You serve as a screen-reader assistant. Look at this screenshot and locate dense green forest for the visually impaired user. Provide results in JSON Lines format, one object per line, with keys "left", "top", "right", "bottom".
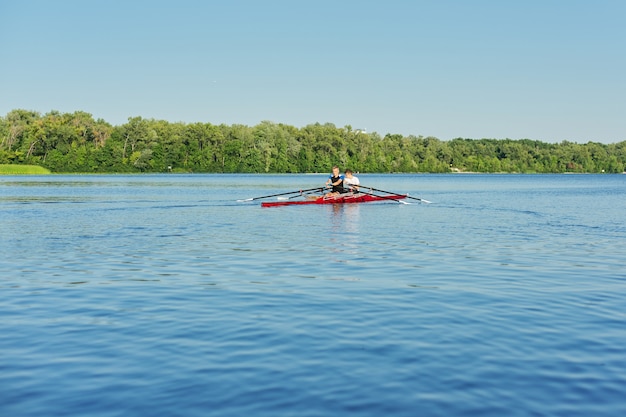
{"left": 1, "top": 109, "right": 625, "bottom": 173}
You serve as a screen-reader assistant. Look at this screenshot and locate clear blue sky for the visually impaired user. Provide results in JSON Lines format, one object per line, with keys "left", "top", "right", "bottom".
{"left": 1, "top": 0, "right": 624, "bottom": 143}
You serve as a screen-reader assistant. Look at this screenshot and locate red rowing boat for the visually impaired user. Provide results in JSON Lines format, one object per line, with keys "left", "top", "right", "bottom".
{"left": 261, "top": 193, "right": 407, "bottom": 207}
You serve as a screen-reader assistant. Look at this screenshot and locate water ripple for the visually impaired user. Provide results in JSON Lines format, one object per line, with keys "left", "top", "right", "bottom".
{"left": 2, "top": 174, "right": 626, "bottom": 417}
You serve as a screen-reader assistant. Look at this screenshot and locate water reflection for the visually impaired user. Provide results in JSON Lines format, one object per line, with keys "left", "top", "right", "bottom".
{"left": 328, "top": 203, "right": 361, "bottom": 258}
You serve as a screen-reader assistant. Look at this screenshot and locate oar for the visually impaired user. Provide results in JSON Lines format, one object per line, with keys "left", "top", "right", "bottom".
{"left": 277, "top": 188, "right": 324, "bottom": 200}
{"left": 286, "top": 188, "right": 324, "bottom": 199}
{"left": 237, "top": 187, "right": 324, "bottom": 202}
{"left": 338, "top": 186, "right": 410, "bottom": 205}
{"left": 360, "top": 185, "right": 432, "bottom": 204}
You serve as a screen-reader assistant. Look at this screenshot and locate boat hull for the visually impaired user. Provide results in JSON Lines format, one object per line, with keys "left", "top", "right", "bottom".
{"left": 261, "top": 193, "right": 407, "bottom": 207}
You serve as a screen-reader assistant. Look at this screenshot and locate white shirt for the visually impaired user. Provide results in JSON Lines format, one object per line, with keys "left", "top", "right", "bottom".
{"left": 344, "top": 176, "right": 360, "bottom": 188}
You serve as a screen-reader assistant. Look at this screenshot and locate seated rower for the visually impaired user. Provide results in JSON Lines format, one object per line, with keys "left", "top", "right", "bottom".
{"left": 325, "top": 166, "right": 345, "bottom": 197}
{"left": 344, "top": 169, "right": 360, "bottom": 193}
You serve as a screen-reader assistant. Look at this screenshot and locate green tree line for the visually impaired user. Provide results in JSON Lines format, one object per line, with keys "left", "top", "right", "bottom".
{"left": 1, "top": 109, "right": 625, "bottom": 173}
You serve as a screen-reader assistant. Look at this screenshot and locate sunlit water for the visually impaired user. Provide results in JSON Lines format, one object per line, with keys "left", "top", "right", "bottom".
{"left": 1, "top": 174, "right": 625, "bottom": 417}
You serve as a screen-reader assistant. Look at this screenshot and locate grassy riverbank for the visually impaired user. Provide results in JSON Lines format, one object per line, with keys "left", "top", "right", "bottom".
{"left": 0, "top": 164, "right": 51, "bottom": 175}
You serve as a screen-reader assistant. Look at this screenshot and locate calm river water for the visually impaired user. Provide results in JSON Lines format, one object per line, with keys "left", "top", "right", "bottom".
{"left": 1, "top": 174, "right": 625, "bottom": 417}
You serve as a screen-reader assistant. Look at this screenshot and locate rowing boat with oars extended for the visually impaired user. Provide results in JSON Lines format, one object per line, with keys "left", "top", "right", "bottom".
{"left": 260, "top": 192, "right": 407, "bottom": 207}
{"left": 237, "top": 185, "right": 431, "bottom": 207}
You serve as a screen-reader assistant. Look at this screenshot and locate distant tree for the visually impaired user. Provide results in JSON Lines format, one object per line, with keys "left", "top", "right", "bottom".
{"left": 1, "top": 109, "right": 625, "bottom": 174}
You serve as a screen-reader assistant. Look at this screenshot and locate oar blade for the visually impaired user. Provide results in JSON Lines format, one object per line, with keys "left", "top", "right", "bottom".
{"left": 407, "top": 195, "right": 432, "bottom": 204}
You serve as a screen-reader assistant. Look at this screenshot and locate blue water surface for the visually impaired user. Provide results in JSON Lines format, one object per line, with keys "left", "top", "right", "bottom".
{"left": 1, "top": 174, "right": 625, "bottom": 417}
